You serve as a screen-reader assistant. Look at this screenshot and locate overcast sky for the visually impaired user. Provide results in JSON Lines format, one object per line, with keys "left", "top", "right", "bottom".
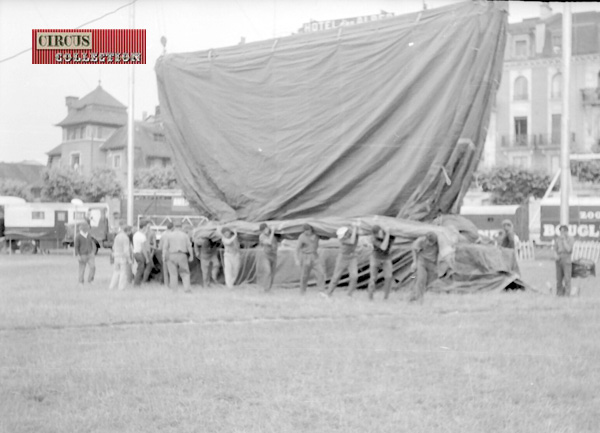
{"left": 1, "top": 1, "right": 599, "bottom": 164}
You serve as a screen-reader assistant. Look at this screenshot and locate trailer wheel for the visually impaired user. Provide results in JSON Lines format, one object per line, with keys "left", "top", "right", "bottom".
{"left": 19, "top": 240, "right": 37, "bottom": 254}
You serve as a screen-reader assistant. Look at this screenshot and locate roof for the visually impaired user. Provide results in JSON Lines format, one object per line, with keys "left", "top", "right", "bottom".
{"left": 56, "top": 85, "right": 127, "bottom": 127}
{"left": 46, "top": 144, "right": 63, "bottom": 157}
{"left": 0, "top": 162, "right": 44, "bottom": 185}
{"left": 74, "top": 85, "right": 125, "bottom": 109}
{"left": 100, "top": 121, "right": 172, "bottom": 159}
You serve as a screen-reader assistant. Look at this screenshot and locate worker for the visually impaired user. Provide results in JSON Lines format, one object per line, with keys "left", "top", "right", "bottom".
{"left": 194, "top": 233, "right": 221, "bottom": 288}
{"left": 295, "top": 224, "right": 325, "bottom": 294}
{"left": 410, "top": 232, "right": 439, "bottom": 303}
{"left": 219, "top": 226, "right": 241, "bottom": 288}
{"left": 367, "top": 225, "right": 395, "bottom": 300}
{"left": 257, "top": 223, "right": 279, "bottom": 291}
{"left": 161, "top": 221, "right": 194, "bottom": 292}
{"left": 326, "top": 222, "right": 359, "bottom": 297}
{"left": 109, "top": 224, "right": 132, "bottom": 290}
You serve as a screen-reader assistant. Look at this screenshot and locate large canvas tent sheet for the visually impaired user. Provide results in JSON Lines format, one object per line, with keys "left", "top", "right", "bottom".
{"left": 155, "top": 1, "right": 507, "bottom": 223}
{"left": 192, "top": 215, "right": 524, "bottom": 293}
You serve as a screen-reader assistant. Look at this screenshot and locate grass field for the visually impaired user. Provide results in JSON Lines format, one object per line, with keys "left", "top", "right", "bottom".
{"left": 1, "top": 253, "right": 600, "bottom": 433}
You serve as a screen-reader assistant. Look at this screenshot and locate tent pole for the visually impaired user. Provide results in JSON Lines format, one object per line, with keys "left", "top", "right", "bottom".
{"left": 560, "top": 3, "right": 572, "bottom": 225}
{"left": 127, "top": 3, "right": 136, "bottom": 226}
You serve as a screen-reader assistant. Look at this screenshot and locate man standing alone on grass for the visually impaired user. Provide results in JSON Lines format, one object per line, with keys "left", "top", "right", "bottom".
{"left": 326, "top": 222, "right": 359, "bottom": 297}
{"left": 161, "top": 222, "right": 194, "bottom": 292}
{"left": 367, "top": 225, "right": 395, "bottom": 300}
{"left": 132, "top": 221, "right": 153, "bottom": 287}
{"left": 74, "top": 222, "right": 96, "bottom": 285}
{"left": 554, "top": 225, "right": 574, "bottom": 297}
{"left": 257, "top": 223, "right": 279, "bottom": 292}
{"left": 109, "top": 224, "right": 132, "bottom": 290}
{"left": 295, "top": 224, "right": 325, "bottom": 294}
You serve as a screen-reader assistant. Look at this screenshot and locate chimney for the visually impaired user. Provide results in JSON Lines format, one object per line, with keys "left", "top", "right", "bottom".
{"left": 540, "top": 2, "right": 552, "bottom": 20}
{"left": 65, "top": 96, "right": 79, "bottom": 113}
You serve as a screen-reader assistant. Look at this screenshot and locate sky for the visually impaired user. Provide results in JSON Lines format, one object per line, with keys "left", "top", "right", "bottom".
{"left": 1, "top": 0, "right": 600, "bottom": 164}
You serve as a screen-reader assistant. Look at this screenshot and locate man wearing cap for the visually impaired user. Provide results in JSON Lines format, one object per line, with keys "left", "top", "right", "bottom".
{"left": 219, "top": 227, "right": 241, "bottom": 288}
{"left": 257, "top": 223, "right": 279, "bottom": 291}
{"left": 554, "top": 224, "right": 574, "bottom": 296}
{"left": 368, "top": 225, "right": 395, "bottom": 300}
{"left": 109, "top": 223, "right": 132, "bottom": 290}
{"left": 295, "top": 224, "right": 325, "bottom": 293}
{"left": 74, "top": 221, "right": 96, "bottom": 284}
{"left": 161, "top": 221, "right": 194, "bottom": 292}
{"left": 194, "top": 232, "right": 221, "bottom": 288}
{"left": 410, "top": 232, "right": 439, "bottom": 302}
{"left": 326, "top": 222, "right": 359, "bottom": 297}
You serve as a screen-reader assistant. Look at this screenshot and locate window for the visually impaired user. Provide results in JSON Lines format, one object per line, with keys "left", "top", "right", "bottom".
{"left": 57, "top": 212, "right": 66, "bottom": 222}
{"left": 514, "top": 76, "right": 528, "bottom": 100}
{"left": 67, "top": 128, "right": 77, "bottom": 140}
{"left": 70, "top": 152, "right": 81, "bottom": 169}
{"left": 153, "top": 133, "right": 165, "bottom": 142}
{"left": 79, "top": 126, "right": 86, "bottom": 139}
{"left": 97, "top": 126, "right": 104, "bottom": 139}
{"left": 551, "top": 73, "right": 562, "bottom": 99}
{"left": 515, "top": 40, "right": 528, "bottom": 57}
{"left": 32, "top": 211, "right": 45, "bottom": 220}
{"left": 514, "top": 117, "right": 528, "bottom": 146}
{"left": 552, "top": 34, "right": 562, "bottom": 54}
{"left": 150, "top": 158, "right": 164, "bottom": 168}
{"left": 113, "top": 154, "right": 122, "bottom": 169}
{"left": 552, "top": 114, "right": 561, "bottom": 144}
{"left": 74, "top": 211, "right": 86, "bottom": 220}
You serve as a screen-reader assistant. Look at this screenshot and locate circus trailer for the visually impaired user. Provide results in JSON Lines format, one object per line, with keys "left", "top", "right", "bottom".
{"left": 540, "top": 196, "right": 600, "bottom": 242}
{"left": 460, "top": 204, "right": 529, "bottom": 241}
{"left": 3, "top": 202, "right": 110, "bottom": 253}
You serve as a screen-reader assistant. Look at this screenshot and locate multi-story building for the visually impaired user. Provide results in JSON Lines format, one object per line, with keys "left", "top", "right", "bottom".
{"left": 46, "top": 84, "right": 171, "bottom": 184}
{"left": 483, "top": 3, "right": 600, "bottom": 174}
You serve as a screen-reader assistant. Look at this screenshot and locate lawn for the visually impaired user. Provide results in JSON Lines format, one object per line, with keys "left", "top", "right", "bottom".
{"left": 1, "top": 253, "right": 600, "bottom": 433}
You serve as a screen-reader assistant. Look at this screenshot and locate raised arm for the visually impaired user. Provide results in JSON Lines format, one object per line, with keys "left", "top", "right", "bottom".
{"left": 380, "top": 227, "right": 391, "bottom": 251}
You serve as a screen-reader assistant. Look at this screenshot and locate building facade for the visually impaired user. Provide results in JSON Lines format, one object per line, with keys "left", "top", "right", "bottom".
{"left": 46, "top": 85, "right": 171, "bottom": 184}
{"left": 482, "top": 4, "right": 600, "bottom": 175}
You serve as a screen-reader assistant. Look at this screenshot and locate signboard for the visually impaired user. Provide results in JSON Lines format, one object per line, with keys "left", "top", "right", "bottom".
{"left": 540, "top": 198, "right": 600, "bottom": 241}
{"left": 298, "top": 11, "right": 395, "bottom": 33}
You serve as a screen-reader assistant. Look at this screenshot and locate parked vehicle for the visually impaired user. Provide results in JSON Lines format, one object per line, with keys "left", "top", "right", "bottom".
{"left": 3, "top": 201, "right": 111, "bottom": 254}
{"left": 460, "top": 204, "right": 529, "bottom": 241}
{"left": 540, "top": 196, "right": 600, "bottom": 242}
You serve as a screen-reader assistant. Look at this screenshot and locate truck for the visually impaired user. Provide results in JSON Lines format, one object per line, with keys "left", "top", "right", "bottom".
{"left": 539, "top": 196, "right": 600, "bottom": 242}
{"left": 460, "top": 204, "right": 529, "bottom": 241}
{"left": 2, "top": 201, "right": 111, "bottom": 254}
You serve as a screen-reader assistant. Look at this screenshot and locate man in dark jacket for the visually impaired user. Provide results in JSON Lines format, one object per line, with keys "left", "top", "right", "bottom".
{"left": 74, "top": 222, "right": 96, "bottom": 284}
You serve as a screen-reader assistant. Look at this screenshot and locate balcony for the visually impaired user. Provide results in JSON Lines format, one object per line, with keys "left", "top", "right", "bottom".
{"left": 500, "top": 134, "right": 561, "bottom": 149}
{"left": 581, "top": 88, "right": 600, "bottom": 106}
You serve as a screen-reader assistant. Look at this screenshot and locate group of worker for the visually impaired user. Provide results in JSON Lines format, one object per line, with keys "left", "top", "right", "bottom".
{"left": 74, "top": 218, "right": 442, "bottom": 301}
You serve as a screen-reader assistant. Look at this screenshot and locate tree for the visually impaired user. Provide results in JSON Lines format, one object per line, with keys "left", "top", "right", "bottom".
{"left": 134, "top": 166, "right": 179, "bottom": 189}
{"left": 475, "top": 166, "right": 551, "bottom": 205}
{"left": 84, "top": 168, "right": 122, "bottom": 202}
{"left": 41, "top": 167, "right": 86, "bottom": 202}
{"left": 41, "top": 167, "right": 122, "bottom": 203}
{"left": 0, "top": 179, "right": 33, "bottom": 201}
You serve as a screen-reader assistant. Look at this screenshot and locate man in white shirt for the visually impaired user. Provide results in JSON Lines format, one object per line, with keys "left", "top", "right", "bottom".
{"left": 132, "top": 220, "right": 152, "bottom": 286}
{"left": 109, "top": 224, "right": 132, "bottom": 290}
